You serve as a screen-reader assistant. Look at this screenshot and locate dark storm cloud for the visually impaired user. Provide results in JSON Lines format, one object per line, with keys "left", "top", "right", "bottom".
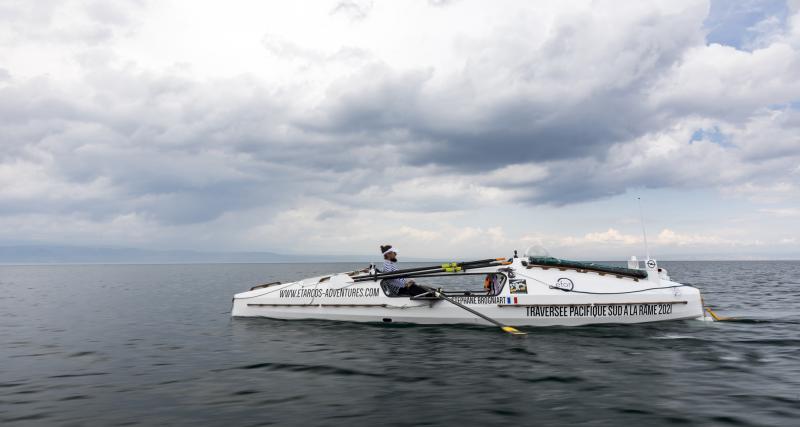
{"left": 297, "top": 6, "right": 705, "bottom": 176}
{"left": 412, "top": 90, "right": 654, "bottom": 168}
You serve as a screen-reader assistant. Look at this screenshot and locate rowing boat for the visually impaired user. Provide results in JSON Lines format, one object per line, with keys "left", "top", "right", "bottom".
{"left": 231, "top": 251, "right": 715, "bottom": 330}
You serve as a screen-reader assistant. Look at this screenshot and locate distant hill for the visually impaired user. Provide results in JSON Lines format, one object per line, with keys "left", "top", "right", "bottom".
{"left": 0, "top": 245, "right": 385, "bottom": 264}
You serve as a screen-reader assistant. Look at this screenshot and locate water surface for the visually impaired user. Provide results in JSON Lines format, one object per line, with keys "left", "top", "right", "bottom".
{"left": 1, "top": 262, "right": 798, "bottom": 426}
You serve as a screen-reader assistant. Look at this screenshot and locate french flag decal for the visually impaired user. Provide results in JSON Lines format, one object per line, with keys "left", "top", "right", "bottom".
{"left": 507, "top": 297, "right": 518, "bottom": 304}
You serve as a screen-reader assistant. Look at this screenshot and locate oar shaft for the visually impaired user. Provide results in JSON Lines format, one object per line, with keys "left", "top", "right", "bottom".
{"left": 420, "top": 286, "right": 505, "bottom": 327}
{"left": 419, "top": 285, "right": 525, "bottom": 335}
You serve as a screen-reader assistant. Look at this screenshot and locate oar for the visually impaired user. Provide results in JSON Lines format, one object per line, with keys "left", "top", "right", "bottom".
{"left": 377, "top": 258, "right": 503, "bottom": 277}
{"left": 360, "top": 260, "right": 505, "bottom": 282}
{"left": 705, "top": 307, "right": 734, "bottom": 321}
{"left": 354, "top": 258, "right": 505, "bottom": 282}
{"left": 418, "top": 285, "right": 526, "bottom": 336}
{"left": 357, "top": 264, "right": 502, "bottom": 284}
{"left": 360, "top": 264, "right": 502, "bottom": 282}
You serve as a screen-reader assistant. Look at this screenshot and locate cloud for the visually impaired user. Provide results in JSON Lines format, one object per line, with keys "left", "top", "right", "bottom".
{"left": 309, "top": 2, "right": 709, "bottom": 172}
{"left": 330, "top": 1, "right": 373, "bottom": 21}
{"left": 655, "top": 228, "right": 730, "bottom": 246}
{"left": 583, "top": 229, "right": 641, "bottom": 245}
{"left": 705, "top": 0, "right": 790, "bottom": 50}
{"left": 0, "top": 0, "right": 799, "bottom": 257}
{"left": 290, "top": 0, "right": 800, "bottom": 206}
{"left": 543, "top": 227, "right": 769, "bottom": 256}
{"left": 0, "top": 0, "right": 146, "bottom": 46}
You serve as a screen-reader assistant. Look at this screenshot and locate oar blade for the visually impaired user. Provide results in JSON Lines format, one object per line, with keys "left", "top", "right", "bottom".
{"left": 501, "top": 326, "right": 527, "bottom": 335}
{"left": 705, "top": 307, "right": 734, "bottom": 321}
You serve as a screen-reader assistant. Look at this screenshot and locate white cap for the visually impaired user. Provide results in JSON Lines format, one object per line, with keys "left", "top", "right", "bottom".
{"left": 382, "top": 246, "right": 398, "bottom": 255}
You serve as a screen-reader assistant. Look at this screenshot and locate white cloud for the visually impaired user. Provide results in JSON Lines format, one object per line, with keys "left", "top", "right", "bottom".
{"left": 656, "top": 228, "right": 727, "bottom": 246}
{"left": 583, "top": 228, "right": 641, "bottom": 245}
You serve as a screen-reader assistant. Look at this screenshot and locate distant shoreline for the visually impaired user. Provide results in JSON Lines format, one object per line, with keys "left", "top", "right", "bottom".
{"left": 1, "top": 245, "right": 797, "bottom": 265}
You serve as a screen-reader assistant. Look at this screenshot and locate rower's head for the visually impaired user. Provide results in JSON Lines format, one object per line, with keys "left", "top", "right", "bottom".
{"left": 381, "top": 244, "right": 398, "bottom": 262}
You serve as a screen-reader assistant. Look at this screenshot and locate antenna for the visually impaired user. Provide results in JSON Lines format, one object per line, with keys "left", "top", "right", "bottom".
{"left": 637, "top": 197, "right": 650, "bottom": 260}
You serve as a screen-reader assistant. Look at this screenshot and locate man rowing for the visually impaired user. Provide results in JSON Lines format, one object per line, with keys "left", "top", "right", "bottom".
{"left": 380, "top": 245, "right": 427, "bottom": 296}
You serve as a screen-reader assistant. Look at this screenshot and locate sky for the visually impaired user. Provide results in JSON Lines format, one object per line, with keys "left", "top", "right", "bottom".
{"left": 1, "top": 0, "right": 799, "bottom": 260}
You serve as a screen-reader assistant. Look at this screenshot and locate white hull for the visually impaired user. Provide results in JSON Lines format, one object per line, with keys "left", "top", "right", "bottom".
{"left": 232, "top": 257, "right": 707, "bottom": 327}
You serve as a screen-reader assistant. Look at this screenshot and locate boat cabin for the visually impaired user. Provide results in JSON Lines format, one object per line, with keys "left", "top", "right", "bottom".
{"left": 380, "top": 272, "right": 511, "bottom": 297}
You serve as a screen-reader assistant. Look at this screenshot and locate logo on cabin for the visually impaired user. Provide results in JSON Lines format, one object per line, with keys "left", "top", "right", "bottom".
{"left": 552, "top": 278, "right": 574, "bottom": 291}
{"left": 647, "top": 259, "right": 657, "bottom": 269}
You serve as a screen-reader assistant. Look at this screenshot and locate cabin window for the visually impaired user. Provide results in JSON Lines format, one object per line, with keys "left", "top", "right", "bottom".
{"left": 484, "top": 274, "right": 506, "bottom": 295}
{"left": 380, "top": 273, "right": 507, "bottom": 297}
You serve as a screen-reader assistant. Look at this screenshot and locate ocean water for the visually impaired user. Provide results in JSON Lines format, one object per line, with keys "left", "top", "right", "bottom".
{"left": 1, "top": 261, "right": 799, "bottom": 426}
